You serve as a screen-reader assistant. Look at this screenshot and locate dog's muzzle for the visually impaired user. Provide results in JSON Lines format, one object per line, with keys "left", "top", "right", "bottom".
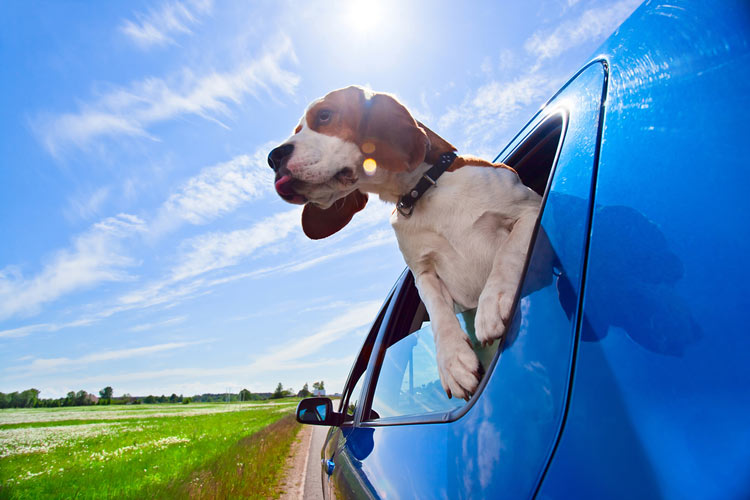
{"left": 269, "top": 144, "right": 307, "bottom": 204}
{"left": 268, "top": 143, "right": 294, "bottom": 172}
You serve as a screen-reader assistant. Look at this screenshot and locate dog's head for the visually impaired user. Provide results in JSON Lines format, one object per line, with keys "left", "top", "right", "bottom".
{"left": 268, "top": 86, "right": 448, "bottom": 239}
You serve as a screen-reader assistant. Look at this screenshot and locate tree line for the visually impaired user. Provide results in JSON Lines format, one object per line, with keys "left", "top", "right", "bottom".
{"left": 0, "top": 381, "right": 326, "bottom": 409}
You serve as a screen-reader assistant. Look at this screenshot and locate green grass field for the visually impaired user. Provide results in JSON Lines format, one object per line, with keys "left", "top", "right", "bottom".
{"left": 0, "top": 400, "right": 302, "bottom": 499}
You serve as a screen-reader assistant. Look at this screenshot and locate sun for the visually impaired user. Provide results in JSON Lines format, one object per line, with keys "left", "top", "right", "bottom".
{"left": 344, "top": 0, "right": 382, "bottom": 34}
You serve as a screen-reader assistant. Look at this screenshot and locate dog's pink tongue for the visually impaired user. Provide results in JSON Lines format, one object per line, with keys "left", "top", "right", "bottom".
{"left": 275, "top": 175, "right": 295, "bottom": 196}
{"left": 275, "top": 175, "right": 306, "bottom": 204}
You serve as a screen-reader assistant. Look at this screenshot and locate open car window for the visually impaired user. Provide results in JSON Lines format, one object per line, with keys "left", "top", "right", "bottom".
{"left": 362, "top": 113, "right": 567, "bottom": 424}
{"left": 338, "top": 290, "right": 394, "bottom": 420}
{"left": 370, "top": 308, "right": 498, "bottom": 419}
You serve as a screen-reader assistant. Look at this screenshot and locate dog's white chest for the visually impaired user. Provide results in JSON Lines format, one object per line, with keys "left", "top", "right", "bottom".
{"left": 390, "top": 167, "right": 539, "bottom": 308}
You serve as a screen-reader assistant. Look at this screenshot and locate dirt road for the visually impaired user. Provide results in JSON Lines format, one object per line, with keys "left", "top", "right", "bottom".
{"left": 279, "top": 424, "right": 328, "bottom": 500}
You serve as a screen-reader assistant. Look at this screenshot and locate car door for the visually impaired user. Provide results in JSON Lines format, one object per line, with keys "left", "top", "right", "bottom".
{"left": 321, "top": 281, "right": 398, "bottom": 499}
{"left": 325, "top": 61, "right": 607, "bottom": 499}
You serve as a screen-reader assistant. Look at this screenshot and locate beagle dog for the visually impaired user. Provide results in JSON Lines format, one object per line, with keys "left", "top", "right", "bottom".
{"left": 268, "top": 86, "right": 541, "bottom": 400}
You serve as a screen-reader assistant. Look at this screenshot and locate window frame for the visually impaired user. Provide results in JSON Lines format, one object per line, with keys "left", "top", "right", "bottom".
{"left": 356, "top": 109, "right": 570, "bottom": 428}
{"left": 336, "top": 277, "right": 398, "bottom": 421}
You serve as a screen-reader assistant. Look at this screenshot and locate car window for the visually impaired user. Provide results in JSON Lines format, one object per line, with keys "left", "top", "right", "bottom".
{"left": 337, "top": 284, "right": 396, "bottom": 419}
{"left": 368, "top": 308, "right": 498, "bottom": 420}
{"left": 361, "top": 113, "right": 566, "bottom": 424}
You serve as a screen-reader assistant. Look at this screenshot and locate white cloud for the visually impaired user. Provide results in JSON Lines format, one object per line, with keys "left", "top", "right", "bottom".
{"left": 157, "top": 148, "right": 274, "bottom": 227}
{"left": 3, "top": 298, "right": 379, "bottom": 396}
{"left": 0, "top": 318, "right": 96, "bottom": 339}
{"left": 471, "top": 75, "right": 552, "bottom": 121}
{"left": 120, "top": 0, "right": 213, "bottom": 50}
{"left": 0, "top": 200, "right": 393, "bottom": 338}
{"left": 253, "top": 300, "right": 382, "bottom": 367}
{"left": 435, "top": 0, "right": 640, "bottom": 157}
{"left": 65, "top": 186, "right": 111, "bottom": 222}
{"left": 438, "top": 73, "right": 561, "bottom": 157}
{"left": 128, "top": 315, "right": 187, "bottom": 333}
{"left": 0, "top": 214, "right": 146, "bottom": 321}
{"left": 12, "top": 340, "right": 209, "bottom": 375}
{"left": 169, "top": 208, "right": 301, "bottom": 282}
{"left": 36, "top": 36, "right": 299, "bottom": 155}
{"left": 525, "top": 0, "right": 641, "bottom": 63}
{"left": 110, "top": 207, "right": 302, "bottom": 312}
{"left": 26, "top": 355, "right": 355, "bottom": 398}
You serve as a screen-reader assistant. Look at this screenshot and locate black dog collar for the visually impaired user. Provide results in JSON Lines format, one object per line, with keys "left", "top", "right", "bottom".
{"left": 396, "top": 152, "right": 457, "bottom": 217}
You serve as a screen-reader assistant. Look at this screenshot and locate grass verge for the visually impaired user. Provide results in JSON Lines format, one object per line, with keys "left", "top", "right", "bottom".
{"left": 160, "top": 414, "right": 301, "bottom": 499}
{"left": 0, "top": 402, "right": 301, "bottom": 499}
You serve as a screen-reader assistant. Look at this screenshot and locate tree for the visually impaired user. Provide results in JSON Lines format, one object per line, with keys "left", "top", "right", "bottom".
{"left": 99, "top": 386, "right": 113, "bottom": 405}
{"left": 272, "top": 383, "right": 285, "bottom": 399}
{"left": 20, "top": 389, "right": 40, "bottom": 408}
{"left": 74, "top": 390, "right": 89, "bottom": 406}
{"left": 298, "top": 383, "right": 311, "bottom": 398}
{"left": 169, "top": 393, "right": 178, "bottom": 403}
{"left": 313, "top": 381, "right": 325, "bottom": 392}
{"left": 239, "top": 388, "right": 252, "bottom": 402}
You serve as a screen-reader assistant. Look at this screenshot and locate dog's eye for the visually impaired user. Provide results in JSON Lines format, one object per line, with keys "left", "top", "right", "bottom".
{"left": 318, "top": 110, "right": 332, "bottom": 124}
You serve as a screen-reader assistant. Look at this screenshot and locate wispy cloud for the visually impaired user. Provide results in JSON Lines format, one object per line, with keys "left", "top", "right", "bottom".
{"left": 156, "top": 148, "right": 274, "bottom": 229}
{"left": 0, "top": 319, "right": 95, "bottom": 339}
{"left": 36, "top": 36, "right": 299, "bottom": 155}
{"left": 128, "top": 315, "right": 187, "bottom": 333}
{"left": 169, "top": 208, "right": 301, "bottom": 282}
{"left": 0, "top": 199, "right": 394, "bottom": 338}
{"left": 31, "top": 355, "right": 355, "bottom": 398}
{"left": 437, "top": 0, "right": 640, "bottom": 156}
{"left": 11, "top": 340, "right": 210, "bottom": 375}
{"left": 252, "top": 300, "right": 382, "bottom": 367}
{"left": 64, "top": 186, "right": 111, "bottom": 222}
{"left": 438, "top": 74, "right": 561, "bottom": 157}
{"left": 525, "top": 0, "right": 641, "bottom": 63}
{"left": 0, "top": 214, "right": 146, "bottom": 321}
{"left": 110, "top": 208, "right": 303, "bottom": 313}
{"left": 4, "top": 296, "right": 378, "bottom": 396}
{"left": 120, "top": 0, "right": 213, "bottom": 50}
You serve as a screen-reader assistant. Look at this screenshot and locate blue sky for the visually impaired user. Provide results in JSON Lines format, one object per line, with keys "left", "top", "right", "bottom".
{"left": 0, "top": 0, "right": 640, "bottom": 398}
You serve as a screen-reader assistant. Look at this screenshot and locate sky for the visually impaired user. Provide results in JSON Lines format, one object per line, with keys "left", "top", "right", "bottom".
{"left": 0, "top": 0, "right": 641, "bottom": 399}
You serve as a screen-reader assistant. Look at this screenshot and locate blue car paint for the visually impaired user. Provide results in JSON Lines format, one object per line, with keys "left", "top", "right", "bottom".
{"left": 319, "top": 1, "right": 750, "bottom": 498}
{"left": 538, "top": 1, "right": 750, "bottom": 499}
{"left": 329, "top": 61, "right": 604, "bottom": 500}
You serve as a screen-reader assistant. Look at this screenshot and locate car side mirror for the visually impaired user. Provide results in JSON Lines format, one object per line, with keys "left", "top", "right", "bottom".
{"left": 296, "top": 397, "right": 344, "bottom": 426}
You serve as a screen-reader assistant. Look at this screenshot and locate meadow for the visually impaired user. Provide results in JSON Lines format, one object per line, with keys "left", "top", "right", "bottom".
{"left": 0, "top": 400, "right": 302, "bottom": 499}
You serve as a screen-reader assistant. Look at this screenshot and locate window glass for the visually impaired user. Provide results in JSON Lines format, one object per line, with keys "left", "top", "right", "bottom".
{"left": 345, "top": 373, "right": 366, "bottom": 420}
{"left": 369, "top": 309, "right": 498, "bottom": 420}
{"left": 337, "top": 293, "right": 393, "bottom": 417}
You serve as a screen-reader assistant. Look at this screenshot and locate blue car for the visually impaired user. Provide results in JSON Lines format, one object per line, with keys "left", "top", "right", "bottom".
{"left": 295, "top": 1, "right": 750, "bottom": 498}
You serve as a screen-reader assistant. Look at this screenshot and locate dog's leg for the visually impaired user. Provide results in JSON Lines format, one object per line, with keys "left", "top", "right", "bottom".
{"left": 475, "top": 209, "right": 539, "bottom": 346}
{"left": 414, "top": 270, "right": 481, "bottom": 400}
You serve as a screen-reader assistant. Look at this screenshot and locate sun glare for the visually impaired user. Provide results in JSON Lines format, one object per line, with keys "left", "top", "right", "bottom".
{"left": 345, "top": 0, "right": 382, "bottom": 33}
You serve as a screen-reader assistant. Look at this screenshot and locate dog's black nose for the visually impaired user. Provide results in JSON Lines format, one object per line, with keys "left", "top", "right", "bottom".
{"left": 268, "top": 144, "right": 295, "bottom": 172}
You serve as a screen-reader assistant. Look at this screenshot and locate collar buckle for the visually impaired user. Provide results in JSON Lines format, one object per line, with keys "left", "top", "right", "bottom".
{"left": 396, "top": 152, "right": 456, "bottom": 218}
{"left": 396, "top": 199, "right": 414, "bottom": 217}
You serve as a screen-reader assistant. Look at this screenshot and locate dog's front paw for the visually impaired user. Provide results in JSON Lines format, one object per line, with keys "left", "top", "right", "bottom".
{"left": 436, "top": 330, "right": 481, "bottom": 400}
{"left": 475, "top": 286, "right": 515, "bottom": 346}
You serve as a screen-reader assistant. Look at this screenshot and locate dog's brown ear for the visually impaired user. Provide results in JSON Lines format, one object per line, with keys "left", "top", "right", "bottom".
{"left": 360, "top": 93, "right": 428, "bottom": 172}
{"left": 301, "top": 190, "right": 369, "bottom": 240}
{"left": 417, "top": 121, "right": 457, "bottom": 164}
